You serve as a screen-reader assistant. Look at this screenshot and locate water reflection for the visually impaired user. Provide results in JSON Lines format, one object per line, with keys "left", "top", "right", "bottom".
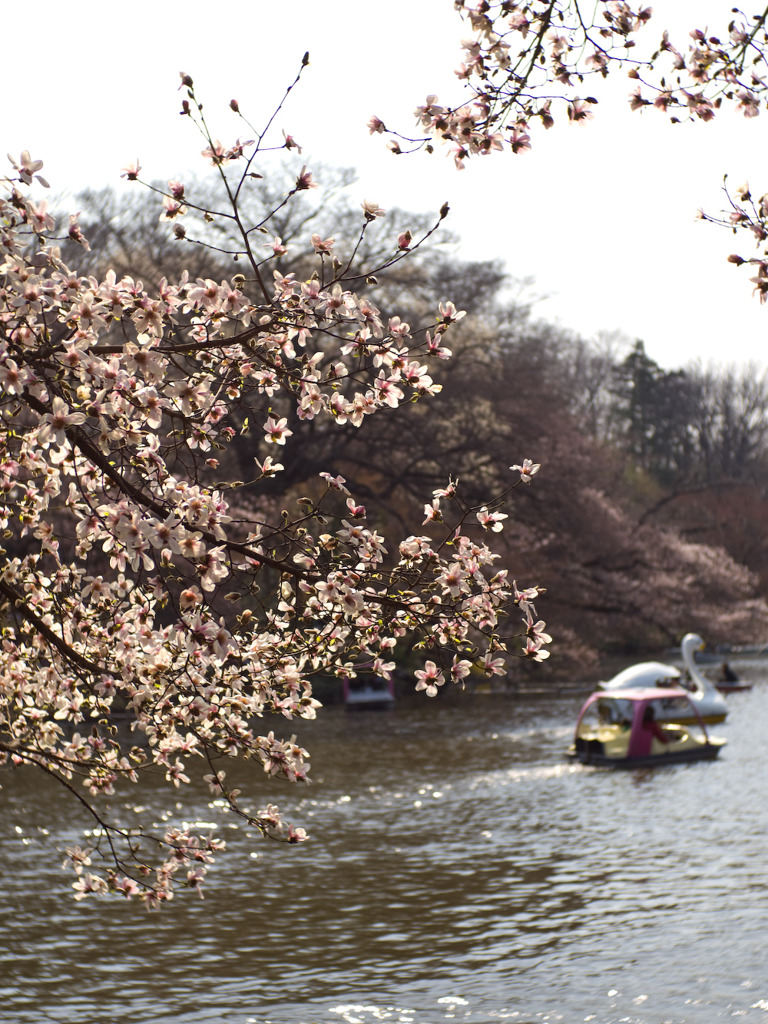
{"left": 2, "top": 669, "right": 768, "bottom": 1024}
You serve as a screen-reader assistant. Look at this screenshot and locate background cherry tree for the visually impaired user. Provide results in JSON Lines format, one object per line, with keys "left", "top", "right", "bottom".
{"left": 0, "top": 69, "right": 550, "bottom": 905}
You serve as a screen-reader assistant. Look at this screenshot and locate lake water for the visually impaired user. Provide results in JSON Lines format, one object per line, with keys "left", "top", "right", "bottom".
{"left": 2, "top": 660, "right": 768, "bottom": 1024}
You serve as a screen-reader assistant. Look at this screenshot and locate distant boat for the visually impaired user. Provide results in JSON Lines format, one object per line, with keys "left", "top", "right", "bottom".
{"left": 343, "top": 676, "right": 395, "bottom": 710}
{"left": 713, "top": 660, "right": 753, "bottom": 694}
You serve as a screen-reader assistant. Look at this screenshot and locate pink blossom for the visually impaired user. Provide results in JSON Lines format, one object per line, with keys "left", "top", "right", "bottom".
{"left": 414, "top": 660, "right": 445, "bottom": 697}
{"left": 319, "top": 472, "right": 350, "bottom": 493}
{"left": 199, "top": 547, "right": 229, "bottom": 592}
{"left": 523, "top": 637, "right": 551, "bottom": 661}
{"left": 629, "top": 87, "right": 648, "bottom": 111}
{"left": 438, "top": 301, "right": 466, "bottom": 324}
{"left": 450, "top": 658, "right": 472, "bottom": 683}
{"left": 160, "top": 195, "right": 187, "bottom": 220}
{"left": 361, "top": 199, "right": 385, "bottom": 220}
{"left": 440, "top": 562, "right": 470, "bottom": 597}
{"left": 483, "top": 653, "right": 507, "bottom": 676}
{"left": 37, "top": 397, "right": 86, "bottom": 447}
{"left": 255, "top": 455, "right": 284, "bottom": 477}
{"left": 225, "top": 137, "right": 254, "bottom": 161}
{"left": 528, "top": 620, "right": 552, "bottom": 645}
{"left": 510, "top": 459, "right": 541, "bottom": 483}
{"left": 476, "top": 506, "right": 508, "bottom": 531}
{"left": 8, "top": 149, "right": 47, "bottom": 186}
{"left": 0, "top": 358, "right": 26, "bottom": 395}
{"left": 282, "top": 131, "right": 302, "bottom": 152}
{"left": 72, "top": 873, "right": 109, "bottom": 900}
{"left": 201, "top": 140, "right": 229, "bottom": 165}
{"left": 263, "top": 415, "right": 293, "bottom": 445}
{"left": 346, "top": 498, "right": 366, "bottom": 518}
{"left": 426, "top": 331, "right": 452, "bottom": 359}
{"left": 311, "top": 234, "right": 334, "bottom": 254}
{"left": 179, "top": 586, "right": 203, "bottom": 610}
{"left": 423, "top": 498, "right": 442, "bottom": 524}
{"left": 514, "top": 580, "right": 542, "bottom": 614}
{"left": 26, "top": 199, "right": 55, "bottom": 233}
{"left": 121, "top": 160, "right": 141, "bottom": 181}
{"left": 295, "top": 166, "right": 317, "bottom": 190}
{"left": 736, "top": 90, "right": 760, "bottom": 118}
{"left": 509, "top": 126, "right": 531, "bottom": 153}
{"left": 266, "top": 235, "right": 289, "bottom": 257}
{"left": 68, "top": 214, "right": 90, "bottom": 250}
{"left": 568, "top": 99, "right": 595, "bottom": 123}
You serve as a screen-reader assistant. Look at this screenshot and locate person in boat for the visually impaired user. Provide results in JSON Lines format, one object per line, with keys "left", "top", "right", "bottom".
{"left": 676, "top": 669, "right": 696, "bottom": 692}
{"left": 717, "top": 660, "right": 738, "bottom": 684}
{"left": 642, "top": 705, "right": 675, "bottom": 744}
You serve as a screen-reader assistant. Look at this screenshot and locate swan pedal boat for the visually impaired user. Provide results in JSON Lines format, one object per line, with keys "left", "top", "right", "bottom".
{"left": 598, "top": 633, "right": 729, "bottom": 724}
{"left": 568, "top": 688, "right": 726, "bottom": 768}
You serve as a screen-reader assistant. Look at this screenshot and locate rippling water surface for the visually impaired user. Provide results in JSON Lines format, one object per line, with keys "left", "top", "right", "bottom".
{"left": 2, "top": 662, "right": 768, "bottom": 1024}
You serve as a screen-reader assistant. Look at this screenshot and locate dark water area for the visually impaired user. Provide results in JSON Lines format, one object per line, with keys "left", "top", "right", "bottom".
{"left": 2, "top": 659, "right": 768, "bottom": 1024}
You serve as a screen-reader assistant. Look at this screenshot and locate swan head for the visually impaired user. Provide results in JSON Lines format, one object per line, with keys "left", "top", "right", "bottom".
{"left": 682, "top": 632, "right": 705, "bottom": 653}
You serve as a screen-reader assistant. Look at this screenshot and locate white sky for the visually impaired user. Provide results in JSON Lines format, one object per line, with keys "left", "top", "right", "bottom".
{"left": 4, "top": 0, "right": 767, "bottom": 371}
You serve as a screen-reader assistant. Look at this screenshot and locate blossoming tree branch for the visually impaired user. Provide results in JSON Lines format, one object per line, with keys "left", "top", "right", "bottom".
{"left": 376, "top": 1, "right": 768, "bottom": 162}
{"left": 0, "top": 69, "right": 548, "bottom": 904}
{"left": 373, "top": 1, "right": 768, "bottom": 297}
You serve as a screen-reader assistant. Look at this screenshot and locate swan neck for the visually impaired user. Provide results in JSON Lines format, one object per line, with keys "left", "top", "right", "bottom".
{"left": 682, "top": 640, "right": 714, "bottom": 694}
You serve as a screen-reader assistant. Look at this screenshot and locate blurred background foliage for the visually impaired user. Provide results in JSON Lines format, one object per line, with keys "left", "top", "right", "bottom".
{"left": 66, "top": 166, "right": 768, "bottom": 680}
